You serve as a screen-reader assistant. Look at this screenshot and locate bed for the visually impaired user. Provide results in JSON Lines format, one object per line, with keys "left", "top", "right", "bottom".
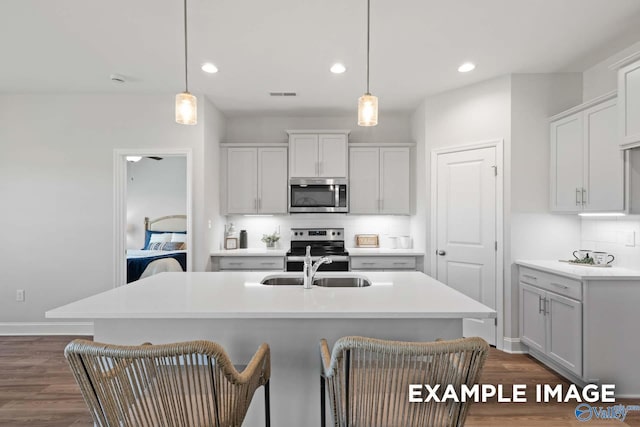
{"left": 126, "top": 215, "right": 187, "bottom": 283}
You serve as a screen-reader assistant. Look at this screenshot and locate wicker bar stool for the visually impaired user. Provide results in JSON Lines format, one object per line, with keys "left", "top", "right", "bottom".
{"left": 319, "top": 336, "right": 489, "bottom": 427}
{"left": 65, "top": 339, "right": 270, "bottom": 427}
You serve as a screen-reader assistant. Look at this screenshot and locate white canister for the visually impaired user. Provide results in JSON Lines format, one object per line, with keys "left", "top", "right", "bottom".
{"left": 398, "top": 236, "right": 411, "bottom": 249}
{"left": 387, "top": 236, "right": 398, "bottom": 249}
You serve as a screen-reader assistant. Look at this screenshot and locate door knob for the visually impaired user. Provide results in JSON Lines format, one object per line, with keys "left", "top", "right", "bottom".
{"left": 437, "top": 250, "right": 446, "bottom": 256}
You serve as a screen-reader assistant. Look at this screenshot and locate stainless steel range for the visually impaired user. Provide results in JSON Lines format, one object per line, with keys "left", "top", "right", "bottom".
{"left": 285, "top": 228, "right": 349, "bottom": 272}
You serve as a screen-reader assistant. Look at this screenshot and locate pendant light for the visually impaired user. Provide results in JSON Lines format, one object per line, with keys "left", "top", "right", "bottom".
{"left": 175, "top": 0, "right": 197, "bottom": 125}
{"left": 358, "top": 0, "right": 378, "bottom": 126}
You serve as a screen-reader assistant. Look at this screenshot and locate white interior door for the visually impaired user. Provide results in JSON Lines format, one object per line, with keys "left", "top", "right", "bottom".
{"left": 435, "top": 146, "right": 497, "bottom": 345}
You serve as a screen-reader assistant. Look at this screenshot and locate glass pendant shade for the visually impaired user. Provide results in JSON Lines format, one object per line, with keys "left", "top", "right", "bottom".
{"left": 358, "top": 93, "right": 378, "bottom": 126}
{"left": 175, "top": 92, "right": 197, "bottom": 125}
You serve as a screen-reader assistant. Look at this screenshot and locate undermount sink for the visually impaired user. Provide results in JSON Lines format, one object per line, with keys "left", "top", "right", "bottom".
{"left": 260, "top": 276, "right": 304, "bottom": 286}
{"left": 313, "top": 277, "right": 371, "bottom": 288}
{"left": 260, "top": 275, "right": 371, "bottom": 288}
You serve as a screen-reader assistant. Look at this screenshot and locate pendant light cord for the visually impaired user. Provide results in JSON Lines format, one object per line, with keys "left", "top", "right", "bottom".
{"left": 366, "top": 0, "right": 370, "bottom": 94}
{"left": 184, "top": 0, "right": 189, "bottom": 93}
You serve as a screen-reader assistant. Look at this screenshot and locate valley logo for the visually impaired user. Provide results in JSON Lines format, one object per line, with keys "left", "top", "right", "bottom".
{"left": 575, "top": 403, "right": 640, "bottom": 422}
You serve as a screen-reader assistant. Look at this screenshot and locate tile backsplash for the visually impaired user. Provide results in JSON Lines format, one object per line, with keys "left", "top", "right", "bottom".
{"left": 222, "top": 215, "right": 414, "bottom": 251}
{"left": 581, "top": 216, "right": 640, "bottom": 269}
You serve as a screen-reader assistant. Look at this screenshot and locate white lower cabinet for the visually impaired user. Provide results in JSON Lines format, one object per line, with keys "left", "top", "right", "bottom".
{"left": 519, "top": 262, "right": 640, "bottom": 395}
{"left": 214, "top": 256, "right": 284, "bottom": 271}
{"left": 351, "top": 256, "right": 417, "bottom": 271}
{"left": 520, "top": 270, "right": 582, "bottom": 376}
{"left": 520, "top": 268, "right": 582, "bottom": 376}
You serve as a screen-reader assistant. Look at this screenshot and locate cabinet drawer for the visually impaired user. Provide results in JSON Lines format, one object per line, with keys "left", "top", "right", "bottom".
{"left": 219, "top": 257, "right": 284, "bottom": 270}
{"left": 351, "top": 256, "right": 416, "bottom": 270}
{"left": 519, "top": 267, "right": 582, "bottom": 300}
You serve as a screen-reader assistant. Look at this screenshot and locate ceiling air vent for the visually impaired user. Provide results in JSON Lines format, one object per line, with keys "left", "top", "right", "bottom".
{"left": 269, "top": 92, "right": 297, "bottom": 97}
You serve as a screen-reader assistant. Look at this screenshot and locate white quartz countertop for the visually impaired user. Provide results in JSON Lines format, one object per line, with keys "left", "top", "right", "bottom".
{"left": 210, "top": 249, "right": 286, "bottom": 256}
{"left": 46, "top": 271, "right": 495, "bottom": 320}
{"left": 515, "top": 260, "right": 640, "bottom": 280}
{"left": 347, "top": 248, "right": 425, "bottom": 256}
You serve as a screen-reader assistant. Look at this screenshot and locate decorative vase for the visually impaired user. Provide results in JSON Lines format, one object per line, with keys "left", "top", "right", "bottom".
{"left": 266, "top": 241, "right": 275, "bottom": 248}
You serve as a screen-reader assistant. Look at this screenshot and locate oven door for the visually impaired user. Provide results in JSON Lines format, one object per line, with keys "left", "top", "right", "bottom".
{"left": 286, "top": 256, "right": 350, "bottom": 272}
{"left": 289, "top": 179, "right": 348, "bottom": 213}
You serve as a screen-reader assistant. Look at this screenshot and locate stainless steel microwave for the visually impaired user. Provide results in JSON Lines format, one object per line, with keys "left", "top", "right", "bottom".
{"left": 289, "top": 178, "right": 348, "bottom": 213}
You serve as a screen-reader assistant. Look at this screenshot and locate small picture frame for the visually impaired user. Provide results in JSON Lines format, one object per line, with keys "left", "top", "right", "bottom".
{"left": 356, "top": 234, "right": 379, "bottom": 248}
{"left": 224, "top": 237, "right": 238, "bottom": 250}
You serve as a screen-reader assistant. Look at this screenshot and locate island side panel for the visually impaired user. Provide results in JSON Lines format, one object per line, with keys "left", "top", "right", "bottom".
{"left": 94, "top": 318, "right": 462, "bottom": 427}
{"left": 583, "top": 280, "right": 640, "bottom": 398}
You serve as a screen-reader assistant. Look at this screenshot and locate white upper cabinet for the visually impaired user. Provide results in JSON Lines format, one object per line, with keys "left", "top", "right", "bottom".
{"left": 550, "top": 113, "right": 583, "bottom": 213}
{"left": 287, "top": 131, "right": 349, "bottom": 178}
{"left": 550, "top": 95, "right": 623, "bottom": 213}
{"left": 583, "top": 99, "right": 624, "bottom": 212}
{"left": 350, "top": 146, "right": 411, "bottom": 215}
{"left": 223, "top": 146, "right": 288, "bottom": 215}
{"left": 349, "top": 147, "right": 380, "bottom": 214}
{"left": 618, "top": 58, "right": 640, "bottom": 149}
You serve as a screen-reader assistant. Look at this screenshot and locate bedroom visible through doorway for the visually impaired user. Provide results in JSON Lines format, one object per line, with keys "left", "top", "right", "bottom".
{"left": 114, "top": 149, "right": 193, "bottom": 287}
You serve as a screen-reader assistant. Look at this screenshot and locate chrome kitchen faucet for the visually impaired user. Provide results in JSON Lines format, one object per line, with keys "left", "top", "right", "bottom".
{"left": 303, "top": 245, "right": 332, "bottom": 289}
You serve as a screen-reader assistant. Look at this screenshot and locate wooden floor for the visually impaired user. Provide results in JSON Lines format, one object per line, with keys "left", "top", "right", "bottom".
{"left": 0, "top": 336, "right": 638, "bottom": 426}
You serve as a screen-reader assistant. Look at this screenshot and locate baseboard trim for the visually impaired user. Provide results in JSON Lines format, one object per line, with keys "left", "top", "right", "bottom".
{"left": 0, "top": 322, "right": 94, "bottom": 336}
{"left": 502, "top": 337, "right": 528, "bottom": 354}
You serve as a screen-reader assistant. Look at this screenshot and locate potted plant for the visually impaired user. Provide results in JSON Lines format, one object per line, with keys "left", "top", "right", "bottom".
{"left": 261, "top": 231, "right": 280, "bottom": 249}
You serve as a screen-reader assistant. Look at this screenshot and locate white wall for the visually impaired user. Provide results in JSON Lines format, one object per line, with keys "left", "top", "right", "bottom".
{"left": 583, "top": 40, "right": 640, "bottom": 100}
{"left": 224, "top": 112, "right": 412, "bottom": 143}
{"left": 509, "top": 74, "right": 583, "bottom": 337}
{"left": 203, "top": 97, "right": 227, "bottom": 270}
{"left": 0, "top": 94, "right": 224, "bottom": 326}
{"left": 126, "top": 157, "right": 187, "bottom": 249}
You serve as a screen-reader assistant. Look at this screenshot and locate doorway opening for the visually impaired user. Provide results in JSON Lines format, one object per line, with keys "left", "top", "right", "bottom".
{"left": 113, "top": 149, "right": 193, "bottom": 287}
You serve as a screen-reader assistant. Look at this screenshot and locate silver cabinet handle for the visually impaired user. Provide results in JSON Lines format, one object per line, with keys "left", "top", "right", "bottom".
{"left": 393, "top": 262, "right": 408, "bottom": 265}
{"left": 229, "top": 262, "right": 243, "bottom": 266}
{"left": 522, "top": 274, "right": 537, "bottom": 281}
{"left": 551, "top": 282, "right": 569, "bottom": 290}
{"left": 254, "top": 198, "right": 257, "bottom": 209}
{"left": 544, "top": 298, "right": 549, "bottom": 316}
{"left": 538, "top": 296, "right": 544, "bottom": 314}
{"left": 582, "top": 188, "right": 587, "bottom": 206}
{"left": 576, "top": 188, "right": 581, "bottom": 206}
{"left": 361, "top": 262, "right": 375, "bottom": 265}
{"left": 437, "top": 250, "right": 446, "bottom": 256}
{"left": 260, "top": 262, "right": 276, "bottom": 265}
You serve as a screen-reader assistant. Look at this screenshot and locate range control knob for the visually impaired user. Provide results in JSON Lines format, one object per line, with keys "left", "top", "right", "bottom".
{"left": 337, "top": 232, "right": 341, "bottom": 236}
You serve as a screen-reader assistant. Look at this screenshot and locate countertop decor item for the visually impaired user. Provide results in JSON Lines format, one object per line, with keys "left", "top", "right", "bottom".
{"left": 239, "top": 230, "right": 247, "bottom": 249}
{"left": 261, "top": 231, "right": 280, "bottom": 248}
{"left": 355, "top": 234, "right": 379, "bottom": 248}
{"left": 224, "top": 237, "right": 238, "bottom": 250}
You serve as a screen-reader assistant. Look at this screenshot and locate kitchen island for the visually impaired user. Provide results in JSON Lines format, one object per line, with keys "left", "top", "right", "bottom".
{"left": 47, "top": 271, "right": 495, "bottom": 426}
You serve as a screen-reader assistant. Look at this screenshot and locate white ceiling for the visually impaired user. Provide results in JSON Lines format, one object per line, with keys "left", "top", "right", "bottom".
{"left": 2, "top": 0, "right": 640, "bottom": 115}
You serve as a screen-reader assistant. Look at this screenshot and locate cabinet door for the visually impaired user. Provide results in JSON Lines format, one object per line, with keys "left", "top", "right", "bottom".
{"left": 520, "top": 283, "right": 546, "bottom": 353}
{"left": 258, "top": 147, "right": 288, "bottom": 214}
{"left": 550, "top": 113, "right": 584, "bottom": 212}
{"left": 546, "top": 292, "right": 582, "bottom": 376}
{"left": 619, "top": 60, "right": 640, "bottom": 148}
{"left": 318, "top": 134, "right": 348, "bottom": 178}
{"left": 289, "top": 134, "right": 319, "bottom": 177}
{"left": 349, "top": 147, "right": 380, "bottom": 214}
{"left": 584, "top": 99, "right": 624, "bottom": 212}
{"left": 226, "top": 148, "right": 257, "bottom": 214}
{"left": 380, "top": 147, "right": 410, "bottom": 214}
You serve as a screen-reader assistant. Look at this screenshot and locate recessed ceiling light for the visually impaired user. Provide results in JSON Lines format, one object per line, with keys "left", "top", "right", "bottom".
{"left": 201, "top": 63, "right": 219, "bottom": 74}
{"left": 330, "top": 63, "right": 346, "bottom": 74}
{"left": 458, "top": 62, "right": 476, "bottom": 73}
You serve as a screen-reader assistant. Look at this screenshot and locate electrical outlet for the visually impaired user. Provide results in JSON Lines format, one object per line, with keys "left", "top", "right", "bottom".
{"left": 16, "top": 289, "right": 25, "bottom": 302}
{"left": 625, "top": 231, "right": 636, "bottom": 247}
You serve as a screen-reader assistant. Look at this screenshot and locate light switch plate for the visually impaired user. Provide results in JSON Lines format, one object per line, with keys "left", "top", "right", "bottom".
{"left": 625, "top": 231, "right": 636, "bottom": 247}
